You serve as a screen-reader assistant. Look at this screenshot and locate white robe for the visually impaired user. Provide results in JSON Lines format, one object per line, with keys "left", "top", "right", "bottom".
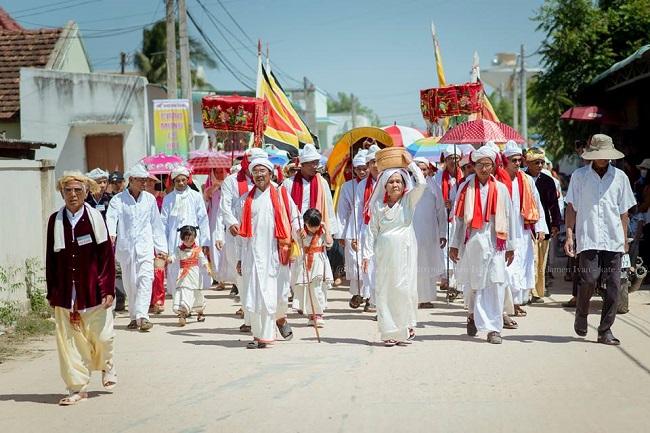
{"left": 206, "top": 187, "right": 223, "bottom": 279}
{"left": 413, "top": 178, "right": 447, "bottom": 303}
{"left": 451, "top": 177, "right": 515, "bottom": 334}
{"left": 236, "top": 186, "right": 298, "bottom": 342}
{"left": 106, "top": 190, "right": 166, "bottom": 321}
{"left": 161, "top": 187, "right": 211, "bottom": 294}
{"left": 506, "top": 173, "right": 548, "bottom": 305}
{"left": 282, "top": 175, "right": 341, "bottom": 237}
{"left": 433, "top": 170, "right": 462, "bottom": 283}
{"left": 363, "top": 165, "right": 426, "bottom": 342}
{"left": 356, "top": 176, "right": 377, "bottom": 301}
{"left": 336, "top": 178, "right": 365, "bottom": 296}
{"left": 291, "top": 232, "right": 334, "bottom": 316}
{"left": 168, "top": 246, "right": 209, "bottom": 314}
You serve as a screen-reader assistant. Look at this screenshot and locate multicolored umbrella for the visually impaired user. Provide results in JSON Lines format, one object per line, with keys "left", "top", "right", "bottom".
{"left": 407, "top": 138, "right": 475, "bottom": 162}
{"left": 141, "top": 153, "right": 186, "bottom": 174}
{"left": 381, "top": 124, "right": 427, "bottom": 147}
{"left": 439, "top": 119, "right": 525, "bottom": 144}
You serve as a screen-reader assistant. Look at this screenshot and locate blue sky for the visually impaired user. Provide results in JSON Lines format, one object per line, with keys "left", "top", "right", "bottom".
{"left": 6, "top": 0, "right": 547, "bottom": 128}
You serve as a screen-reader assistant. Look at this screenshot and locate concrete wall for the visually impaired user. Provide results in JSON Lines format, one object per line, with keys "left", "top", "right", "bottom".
{"left": 58, "top": 36, "right": 92, "bottom": 73}
{"left": 20, "top": 68, "right": 149, "bottom": 208}
{"left": 0, "top": 160, "right": 56, "bottom": 305}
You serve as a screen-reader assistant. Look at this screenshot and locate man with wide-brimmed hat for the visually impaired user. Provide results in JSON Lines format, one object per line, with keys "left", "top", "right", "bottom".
{"left": 564, "top": 134, "right": 636, "bottom": 345}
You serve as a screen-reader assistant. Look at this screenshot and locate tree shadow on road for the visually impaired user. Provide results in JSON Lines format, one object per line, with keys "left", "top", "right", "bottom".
{"left": 0, "top": 391, "right": 111, "bottom": 405}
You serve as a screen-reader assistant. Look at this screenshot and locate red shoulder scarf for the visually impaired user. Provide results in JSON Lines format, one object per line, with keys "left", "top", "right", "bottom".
{"left": 516, "top": 171, "right": 540, "bottom": 228}
{"left": 362, "top": 176, "right": 375, "bottom": 224}
{"left": 290, "top": 171, "right": 320, "bottom": 212}
{"left": 455, "top": 176, "right": 507, "bottom": 250}
{"left": 238, "top": 185, "right": 293, "bottom": 265}
{"left": 441, "top": 167, "right": 463, "bottom": 201}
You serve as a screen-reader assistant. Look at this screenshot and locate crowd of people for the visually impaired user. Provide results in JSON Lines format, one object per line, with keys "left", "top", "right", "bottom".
{"left": 45, "top": 133, "right": 635, "bottom": 405}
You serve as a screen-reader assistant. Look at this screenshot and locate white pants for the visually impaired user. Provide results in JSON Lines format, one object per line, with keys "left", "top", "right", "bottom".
{"left": 295, "top": 278, "right": 327, "bottom": 316}
{"left": 468, "top": 284, "right": 505, "bottom": 334}
{"left": 276, "top": 266, "right": 290, "bottom": 320}
{"left": 173, "top": 287, "right": 206, "bottom": 315}
{"left": 250, "top": 310, "right": 275, "bottom": 343}
{"left": 120, "top": 254, "right": 153, "bottom": 321}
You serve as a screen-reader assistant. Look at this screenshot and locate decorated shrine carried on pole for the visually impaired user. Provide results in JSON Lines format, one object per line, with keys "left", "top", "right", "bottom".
{"left": 420, "top": 82, "right": 485, "bottom": 123}
{"left": 201, "top": 94, "right": 269, "bottom": 146}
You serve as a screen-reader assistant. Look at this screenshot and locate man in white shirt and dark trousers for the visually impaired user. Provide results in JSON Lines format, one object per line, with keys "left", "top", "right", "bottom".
{"left": 564, "top": 134, "right": 636, "bottom": 345}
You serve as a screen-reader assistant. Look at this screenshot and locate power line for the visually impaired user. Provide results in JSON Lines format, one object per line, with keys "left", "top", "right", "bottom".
{"left": 11, "top": 0, "right": 102, "bottom": 19}
{"left": 8, "top": 0, "right": 92, "bottom": 15}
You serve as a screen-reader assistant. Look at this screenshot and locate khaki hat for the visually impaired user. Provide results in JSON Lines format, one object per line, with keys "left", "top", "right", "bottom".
{"left": 637, "top": 158, "right": 650, "bottom": 170}
{"left": 524, "top": 147, "right": 546, "bottom": 163}
{"left": 581, "top": 134, "right": 624, "bottom": 160}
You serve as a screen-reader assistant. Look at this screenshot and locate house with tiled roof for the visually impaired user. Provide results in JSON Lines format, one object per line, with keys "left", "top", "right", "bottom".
{"left": 0, "top": 8, "right": 91, "bottom": 139}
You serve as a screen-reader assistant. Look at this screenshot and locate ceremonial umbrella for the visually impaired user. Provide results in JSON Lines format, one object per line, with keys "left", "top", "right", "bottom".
{"left": 407, "top": 138, "right": 475, "bottom": 162}
{"left": 141, "top": 153, "right": 186, "bottom": 174}
{"left": 560, "top": 106, "right": 626, "bottom": 126}
{"left": 327, "top": 126, "right": 394, "bottom": 180}
{"left": 381, "top": 124, "right": 427, "bottom": 147}
{"left": 188, "top": 149, "right": 244, "bottom": 175}
{"left": 439, "top": 119, "right": 525, "bottom": 144}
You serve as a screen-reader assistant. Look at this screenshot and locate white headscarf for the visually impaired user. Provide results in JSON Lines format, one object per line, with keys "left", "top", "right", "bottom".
{"left": 471, "top": 146, "right": 497, "bottom": 163}
{"left": 367, "top": 167, "right": 413, "bottom": 212}
{"left": 86, "top": 168, "right": 109, "bottom": 180}
{"left": 170, "top": 166, "right": 190, "bottom": 180}
{"left": 245, "top": 148, "right": 268, "bottom": 160}
{"left": 413, "top": 156, "right": 429, "bottom": 165}
{"left": 249, "top": 158, "right": 274, "bottom": 172}
{"left": 126, "top": 162, "right": 150, "bottom": 179}
{"left": 442, "top": 144, "right": 462, "bottom": 159}
{"left": 353, "top": 150, "right": 368, "bottom": 167}
{"left": 300, "top": 144, "right": 321, "bottom": 163}
{"left": 365, "top": 144, "right": 381, "bottom": 163}
{"left": 503, "top": 140, "right": 522, "bottom": 158}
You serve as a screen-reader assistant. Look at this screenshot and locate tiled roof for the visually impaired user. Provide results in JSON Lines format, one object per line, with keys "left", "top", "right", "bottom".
{"left": 0, "top": 28, "right": 62, "bottom": 119}
{"left": 0, "top": 7, "right": 23, "bottom": 31}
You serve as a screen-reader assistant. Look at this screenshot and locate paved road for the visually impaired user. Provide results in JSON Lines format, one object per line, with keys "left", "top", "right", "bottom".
{"left": 2, "top": 278, "right": 650, "bottom": 432}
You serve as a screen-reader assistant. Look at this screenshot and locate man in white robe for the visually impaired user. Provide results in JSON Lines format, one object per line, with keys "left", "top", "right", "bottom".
{"left": 412, "top": 157, "right": 447, "bottom": 308}
{"left": 204, "top": 174, "right": 223, "bottom": 280}
{"left": 501, "top": 142, "right": 548, "bottom": 323}
{"left": 218, "top": 148, "right": 268, "bottom": 331}
{"left": 236, "top": 158, "right": 299, "bottom": 348}
{"left": 433, "top": 145, "right": 464, "bottom": 292}
{"left": 161, "top": 167, "right": 211, "bottom": 296}
{"left": 106, "top": 163, "right": 167, "bottom": 331}
{"left": 336, "top": 149, "right": 368, "bottom": 308}
{"left": 450, "top": 147, "right": 515, "bottom": 344}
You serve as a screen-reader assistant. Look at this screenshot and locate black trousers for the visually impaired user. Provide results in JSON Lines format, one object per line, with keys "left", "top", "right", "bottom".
{"left": 576, "top": 250, "right": 621, "bottom": 334}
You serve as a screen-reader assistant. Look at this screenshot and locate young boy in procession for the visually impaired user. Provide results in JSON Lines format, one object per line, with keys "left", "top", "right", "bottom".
{"left": 292, "top": 208, "right": 334, "bottom": 327}
{"left": 166, "top": 225, "right": 212, "bottom": 326}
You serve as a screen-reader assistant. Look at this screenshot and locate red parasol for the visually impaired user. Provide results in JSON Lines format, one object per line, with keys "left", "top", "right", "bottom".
{"left": 188, "top": 149, "right": 245, "bottom": 175}
{"left": 439, "top": 119, "right": 525, "bottom": 144}
{"left": 560, "top": 106, "right": 626, "bottom": 126}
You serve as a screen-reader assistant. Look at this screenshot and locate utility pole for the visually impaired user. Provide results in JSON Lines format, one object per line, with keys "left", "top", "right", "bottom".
{"left": 165, "top": 0, "right": 177, "bottom": 99}
{"left": 178, "top": 0, "right": 194, "bottom": 150}
{"left": 351, "top": 93, "right": 356, "bottom": 128}
{"left": 520, "top": 44, "right": 528, "bottom": 143}
{"left": 120, "top": 52, "right": 126, "bottom": 74}
{"left": 512, "top": 57, "right": 518, "bottom": 133}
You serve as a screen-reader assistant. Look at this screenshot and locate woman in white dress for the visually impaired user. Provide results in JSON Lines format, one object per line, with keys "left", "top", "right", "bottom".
{"left": 362, "top": 153, "right": 426, "bottom": 346}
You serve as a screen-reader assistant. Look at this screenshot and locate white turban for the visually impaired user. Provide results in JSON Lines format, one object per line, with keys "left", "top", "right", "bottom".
{"left": 471, "top": 146, "right": 497, "bottom": 163}
{"left": 353, "top": 150, "right": 368, "bottom": 167}
{"left": 170, "top": 166, "right": 190, "bottom": 180}
{"left": 442, "top": 144, "right": 462, "bottom": 159}
{"left": 249, "top": 158, "right": 274, "bottom": 172}
{"left": 484, "top": 140, "right": 501, "bottom": 154}
{"left": 126, "top": 162, "right": 150, "bottom": 179}
{"left": 503, "top": 140, "right": 522, "bottom": 158}
{"left": 413, "top": 156, "right": 429, "bottom": 165}
{"left": 299, "top": 144, "right": 321, "bottom": 163}
{"left": 230, "top": 164, "right": 242, "bottom": 175}
{"left": 86, "top": 168, "right": 109, "bottom": 180}
{"left": 365, "top": 144, "right": 381, "bottom": 163}
{"left": 245, "top": 147, "right": 268, "bottom": 160}
{"left": 460, "top": 153, "right": 472, "bottom": 167}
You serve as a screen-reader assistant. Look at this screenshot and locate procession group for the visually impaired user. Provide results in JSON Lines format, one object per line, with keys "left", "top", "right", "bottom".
{"left": 45, "top": 133, "right": 635, "bottom": 404}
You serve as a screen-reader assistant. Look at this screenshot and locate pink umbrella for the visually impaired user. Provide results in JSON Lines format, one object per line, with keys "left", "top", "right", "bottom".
{"left": 140, "top": 153, "right": 186, "bottom": 174}
{"left": 439, "top": 119, "right": 525, "bottom": 144}
{"left": 560, "top": 106, "right": 626, "bottom": 126}
{"left": 188, "top": 149, "right": 244, "bottom": 175}
{"left": 381, "top": 124, "right": 426, "bottom": 147}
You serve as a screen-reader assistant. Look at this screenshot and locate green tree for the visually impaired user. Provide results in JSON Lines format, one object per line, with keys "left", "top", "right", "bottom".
{"left": 134, "top": 20, "right": 217, "bottom": 90}
{"left": 327, "top": 92, "right": 381, "bottom": 126}
{"left": 531, "top": 0, "right": 650, "bottom": 156}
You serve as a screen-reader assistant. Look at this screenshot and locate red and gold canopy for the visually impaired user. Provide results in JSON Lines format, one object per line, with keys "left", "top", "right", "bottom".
{"left": 201, "top": 94, "right": 269, "bottom": 145}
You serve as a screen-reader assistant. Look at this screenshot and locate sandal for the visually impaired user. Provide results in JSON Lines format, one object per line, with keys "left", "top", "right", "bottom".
{"left": 127, "top": 320, "right": 138, "bottom": 330}
{"left": 102, "top": 361, "right": 117, "bottom": 390}
{"left": 384, "top": 339, "right": 397, "bottom": 347}
{"left": 139, "top": 319, "right": 153, "bottom": 332}
{"left": 467, "top": 316, "right": 478, "bottom": 337}
{"left": 59, "top": 391, "right": 88, "bottom": 406}
{"left": 349, "top": 295, "right": 362, "bottom": 309}
{"left": 487, "top": 331, "right": 503, "bottom": 344}
{"left": 418, "top": 302, "right": 435, "bottom": 309}
{"left": 178, "top": 316, "right": 187, "bottom": 326}
{"left": 197, "top": 313, "right": 206, "bottom": 322}
{"left": 235, "top": 308, "right": 244, "bottom": 316}
{"left": 239, "top": 324, "right": 252, "bottom": 333}
{"left": 364, "top": 301, "right": 377, "bottom": 313}
{"left": 246, "top": 340, "right": 267, "bottom": 349}
{"left": 277, "top": 320, "right": 293, "bottom": 341}
{"left": 407, "top": 328, "right": 416, "bottom": 341}
{"left": 513, "top": 306, "right": 527, "bottom": 317}
{"left": 503, "top": 316, "right": 518, "bottom": 329}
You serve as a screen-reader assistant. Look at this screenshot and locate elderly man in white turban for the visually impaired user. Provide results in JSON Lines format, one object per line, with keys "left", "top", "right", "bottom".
{"left": 161, "top": 166, "right": 212, "bottom": 298}
{"left": 336, "top": 149, "right": 369, "bottom": 309}
{"left": 218, "top": 147, "right": 268, "bottom": 331}
{"left": 502, "top": 141, "right": 548, "bottom": 323}
{"left": 450, "top": 146, "right": 515, "bottom": 344}
{"left": 236, "top": 157, "right": 299, "bottom": 348}
{"left": 283, "top": 144, "right": 340, "bottom": 236}
{"left": 106, "top": 163, "right": 167, "bottom": 331}
{"left": 85, "top": 168, "right": 112, "bottom": 217}
{"left": 361, "top": 152, "right": 427, "bottom": 346}
{"left": 413, "top": 156, "right": 447, "bottom": 308}
{"left": 433, "top": 145, "right": 464, "bottom": 292}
